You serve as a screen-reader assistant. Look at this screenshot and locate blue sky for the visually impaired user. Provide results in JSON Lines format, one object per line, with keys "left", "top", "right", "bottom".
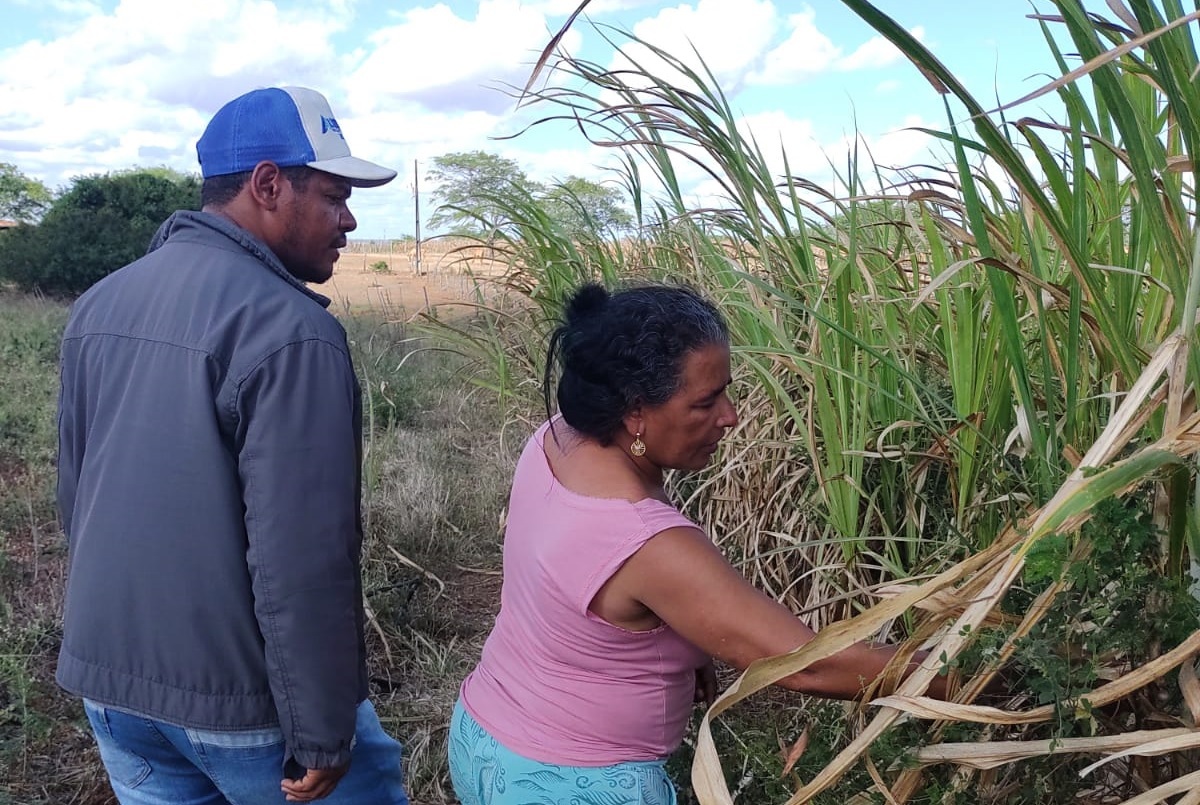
{"left": 0, "top": 1, "right": 1084, "bottom": 239}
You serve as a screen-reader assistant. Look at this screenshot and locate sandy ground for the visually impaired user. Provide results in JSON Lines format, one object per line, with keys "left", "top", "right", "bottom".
{"left": 323, "top": 246, "right": 503, "bottom": 318}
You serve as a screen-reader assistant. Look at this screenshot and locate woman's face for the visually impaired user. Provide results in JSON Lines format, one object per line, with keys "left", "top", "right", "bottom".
{"left": 638, "top": 342, "right": 738, "bottom": 472}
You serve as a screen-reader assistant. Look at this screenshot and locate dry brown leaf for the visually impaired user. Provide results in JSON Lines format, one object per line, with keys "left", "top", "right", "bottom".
{"left": 1174, "top": 787, "right": 1200, "bottom": 805}
{"left": 874, "top": 629, "right": 1200, "bottom": 728}
{"left": 1180, "top": 658, "right": 1200, "bottom": 727}
{"left": 872, "top": 583, "right": 1015, "bottom": 628}
{"left": 780, "top": 725, "right": 811, "bottom": 777}
{"left": 863, "top": 755, "right": 901, "bottom": 805}
{"left": 1078, "top": 730, "right": 1200, "bottom": 776}
{"left": 1115, "top": 769, "right": 1200, "bottom": 805}
{"left": 869, "top": 696, "right": 1033, "bottom": 725}
{"left": 911, "top": 728, "right": 1195, "bottom": 771}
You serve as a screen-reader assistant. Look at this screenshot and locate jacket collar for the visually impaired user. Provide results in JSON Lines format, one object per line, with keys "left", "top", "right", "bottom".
{"left": 147, "top": 210, "right": 332, "bottom": 309}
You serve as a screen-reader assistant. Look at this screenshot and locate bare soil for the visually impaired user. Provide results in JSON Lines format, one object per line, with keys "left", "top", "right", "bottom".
{"left": 326, "top": 246, "right": 506, "bottom": 318}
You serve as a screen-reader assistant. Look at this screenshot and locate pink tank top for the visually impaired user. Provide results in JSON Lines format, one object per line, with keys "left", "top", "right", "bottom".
{"left": 460, "top": 420, "right": 711, "bottom": 765}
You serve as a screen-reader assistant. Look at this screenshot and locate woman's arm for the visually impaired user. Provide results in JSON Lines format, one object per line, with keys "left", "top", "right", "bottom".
{"left": 612, "top": 526, "right": 947, "bottom": 700}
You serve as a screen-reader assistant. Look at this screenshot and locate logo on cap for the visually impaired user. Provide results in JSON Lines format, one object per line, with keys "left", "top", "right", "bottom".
{"left": 321, "top": 115, "right": 344, "bottom": 139}
{"left": 197, "top": 87, "right": 396, "bottom": 187}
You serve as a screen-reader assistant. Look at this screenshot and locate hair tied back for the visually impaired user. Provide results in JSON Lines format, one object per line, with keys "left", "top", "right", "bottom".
{"left": 564, "top": 283, "right": 609, "bottom": 323}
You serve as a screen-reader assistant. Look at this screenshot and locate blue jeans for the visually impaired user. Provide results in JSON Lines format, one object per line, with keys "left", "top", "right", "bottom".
{"left": 448, "top": 700, "right": 677, "bottom": 805}
{"left": 84, "top": 698, "right": 409, "bottom": 805}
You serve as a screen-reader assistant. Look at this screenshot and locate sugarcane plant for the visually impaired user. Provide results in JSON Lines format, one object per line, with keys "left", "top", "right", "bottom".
{"left": 416, "top": 1, "right": 1200, "bottom": 801}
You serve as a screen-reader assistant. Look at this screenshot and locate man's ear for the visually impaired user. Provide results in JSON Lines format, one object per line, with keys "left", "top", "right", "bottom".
{"left": 246, "top": 161, "right": 284, "bottom": 210}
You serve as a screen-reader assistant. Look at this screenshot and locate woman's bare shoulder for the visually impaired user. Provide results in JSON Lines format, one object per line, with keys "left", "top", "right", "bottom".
{"left": 543, "top": 426, "right": 655, "bottom": 504}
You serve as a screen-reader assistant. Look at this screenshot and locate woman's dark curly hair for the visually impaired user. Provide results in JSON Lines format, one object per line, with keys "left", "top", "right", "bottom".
{"left": 543, "top": 282, "right": 729, "bottom": 445}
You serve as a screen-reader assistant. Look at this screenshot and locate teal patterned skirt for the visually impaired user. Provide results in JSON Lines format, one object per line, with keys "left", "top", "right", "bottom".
{"left": 448, "top": 699, "right": 678, "bottom": 805}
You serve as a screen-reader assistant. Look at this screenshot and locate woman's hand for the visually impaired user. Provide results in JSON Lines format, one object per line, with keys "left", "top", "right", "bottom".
{"left": 695, "top": 660, "right": 718, "bottom": 707}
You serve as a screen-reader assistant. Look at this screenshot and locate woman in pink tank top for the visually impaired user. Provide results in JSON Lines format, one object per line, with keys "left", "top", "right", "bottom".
{"left": 449, "top": 283, "right": 949, "bottom": 805}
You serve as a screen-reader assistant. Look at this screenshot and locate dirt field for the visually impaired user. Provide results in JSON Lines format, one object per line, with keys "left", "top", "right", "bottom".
{"left": 327, "top": 244, "right": 505, "bottom": 316}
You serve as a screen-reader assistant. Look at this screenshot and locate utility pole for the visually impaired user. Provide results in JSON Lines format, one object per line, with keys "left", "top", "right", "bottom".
{"left": 413, "top": 159, "right": 423, "bottom": 276}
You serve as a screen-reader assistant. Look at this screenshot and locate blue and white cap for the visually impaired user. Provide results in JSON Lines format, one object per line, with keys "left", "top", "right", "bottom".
{"left": 196, "top": 86, "right": 396, "bottom": 188}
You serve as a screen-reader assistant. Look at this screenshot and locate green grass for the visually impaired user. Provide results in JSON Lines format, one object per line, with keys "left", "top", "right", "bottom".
{"left": 0, "top": 292, "right": 62, "bottom": 466}
{"left": 668, "top": 688, "right": 877, "bottom": 805}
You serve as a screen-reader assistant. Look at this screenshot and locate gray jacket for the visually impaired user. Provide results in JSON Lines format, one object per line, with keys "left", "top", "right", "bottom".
{"left": 56, "top": 210, "right": 368, "bottom": 770}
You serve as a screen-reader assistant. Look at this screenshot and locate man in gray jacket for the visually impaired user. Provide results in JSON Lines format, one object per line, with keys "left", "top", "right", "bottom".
{"left": 56, "top": 86, "right": 408, "bottom": 804}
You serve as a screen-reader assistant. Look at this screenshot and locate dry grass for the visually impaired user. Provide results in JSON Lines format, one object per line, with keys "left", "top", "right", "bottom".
{"left": 0, "top": 291, "right": 114, "bottom": 805}
{"left": 359, "top": 403, "right": 518, "bottom": 804}
{"left": 0, "top": 291, "right": 520, "bottom": 805}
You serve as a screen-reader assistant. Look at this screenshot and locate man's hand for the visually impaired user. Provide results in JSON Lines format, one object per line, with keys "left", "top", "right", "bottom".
{"left": 281, "top": 763, "right": 350, "bottom": 802}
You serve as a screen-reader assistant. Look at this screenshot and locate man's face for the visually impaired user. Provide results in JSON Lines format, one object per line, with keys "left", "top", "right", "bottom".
{"left": 274, "top": 170, "right": 357, "bottom": 284}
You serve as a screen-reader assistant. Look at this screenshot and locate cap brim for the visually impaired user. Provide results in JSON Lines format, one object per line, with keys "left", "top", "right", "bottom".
{"left": 307, "top": 155, "right": 398, "bottom": 188}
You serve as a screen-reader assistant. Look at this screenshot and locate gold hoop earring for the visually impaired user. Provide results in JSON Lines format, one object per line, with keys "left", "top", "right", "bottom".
{"left": 630, "top": 433, "right": 646, "bottom": 457}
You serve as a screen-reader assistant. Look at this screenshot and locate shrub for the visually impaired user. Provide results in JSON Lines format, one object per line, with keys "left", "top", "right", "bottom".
{"left": 0, "top": 169, "right": 200, "bottom": 295}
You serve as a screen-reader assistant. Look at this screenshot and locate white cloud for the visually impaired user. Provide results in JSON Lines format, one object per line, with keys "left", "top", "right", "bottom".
{"left": 736, "top": 111, "right": 824, "bottom": 176}
{"left": 0, "top": 0, "right": 348, "bottom": 192}
{"left": 525, "top": 0, "right": 662, "bottom": 15}
{"left": 10, "top": 0, "right": 100, "bottom": 16}
{"left": 836, "top": 26, "right": 923, "bottom": 71}
{"left": 747, "top": 7, "right": 840, "bottom": 85}
{"left": 614, "top": 0, "right": 777, "bottom": 92}
{"left": 520, "top": 143, "right": 630, "bottom": 189}
{"left": 819, "top": 114, "right": 939, "bottom": 195}
{"left": 562, "top": 108, "right": 830, "bottom": 214}
{"left": 0, "top": 0, "right": 603, "bottom": 236}
{"left": 664, "top": 110, "right": 941, "bottom": 214}
{"left": 0, "top": 0, "right": 967, "bottom": 238}
{"left": 750, "top": 8, "right": 923, "bottom": 85}
{"left": 865, "top": 115, "right": 938, "bottom": 169}
{"left": 348, "top": 1, "right": 582, "bottom": 116}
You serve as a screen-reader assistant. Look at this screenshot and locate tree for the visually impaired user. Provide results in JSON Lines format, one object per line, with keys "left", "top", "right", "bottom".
{"left": 425, "top": 151, "right": 540, "bottom": 235}
{"left": 0, "top": 169, "right": 200, "bottom": 294}
{"left": 0, "top": 163, "right": 52, "bottom": 223}
{"left": 425, "top": 152, "right": 635, "bottom": 240}
{"left": 541, "top": 176, "right": 633, "bottom": 236}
